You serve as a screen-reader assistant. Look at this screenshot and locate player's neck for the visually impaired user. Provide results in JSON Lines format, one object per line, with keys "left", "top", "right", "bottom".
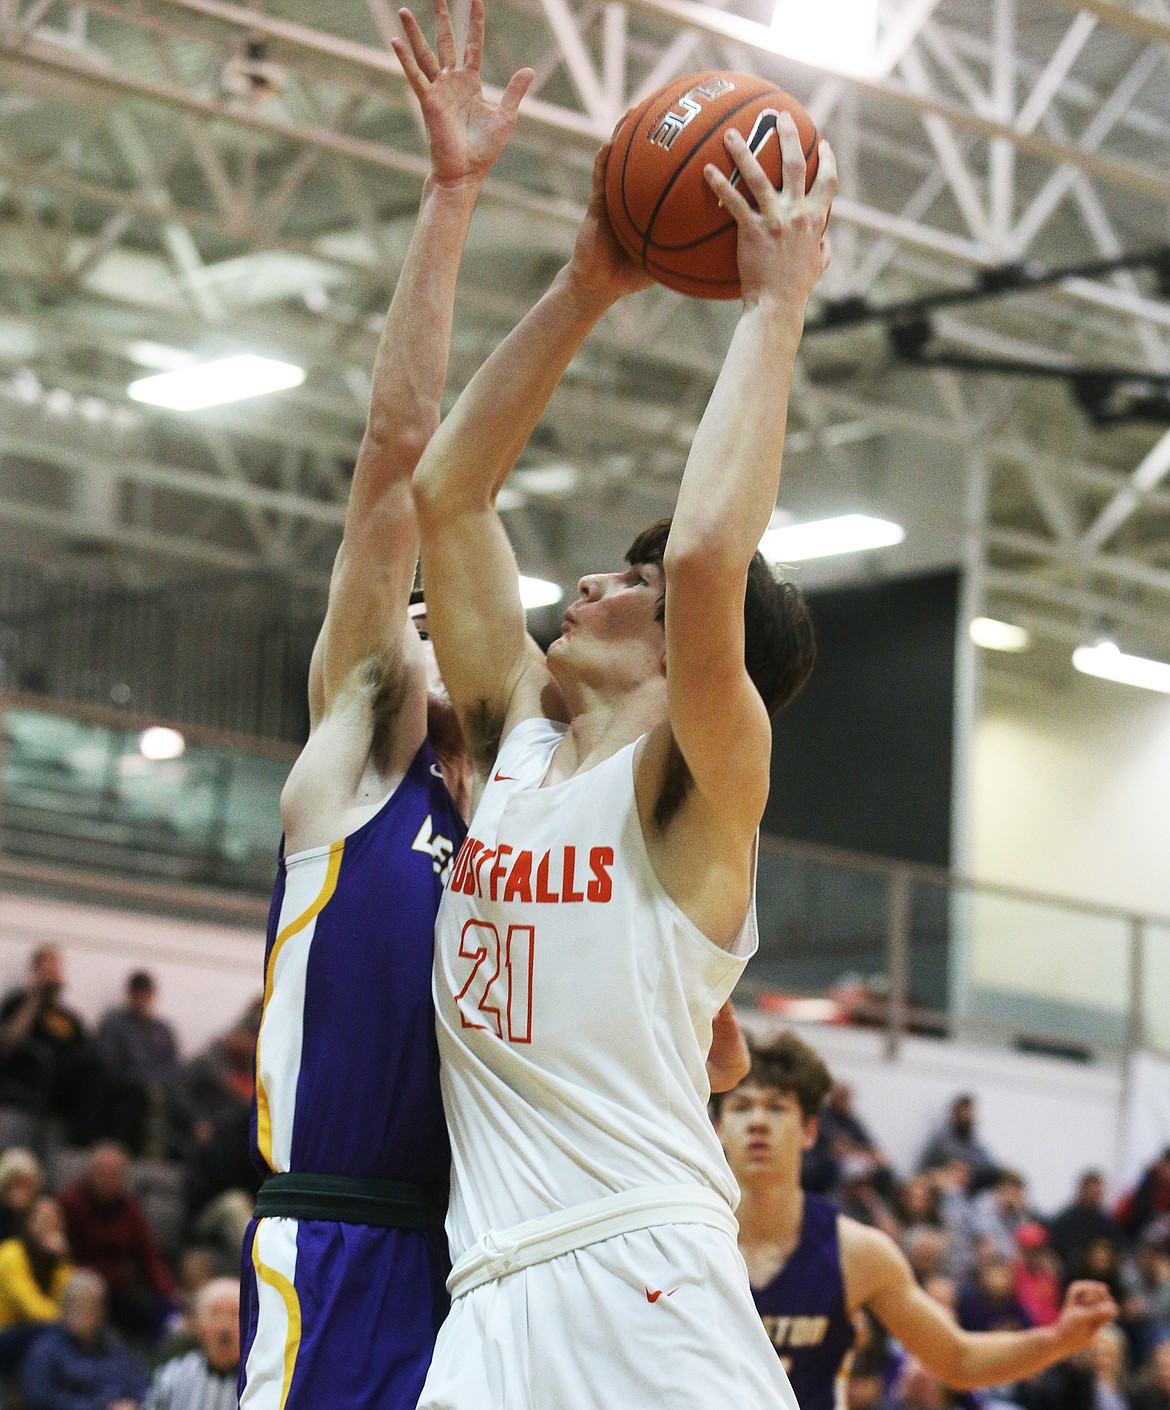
{"left": 737, "top": 1175, "right": 804, "bottom": 1251}
{"left": 556, "top": 678, "right": 666, "bottom": 770}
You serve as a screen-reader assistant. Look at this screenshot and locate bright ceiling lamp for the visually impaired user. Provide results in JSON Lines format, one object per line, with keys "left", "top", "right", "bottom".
{"left": 128, "top": 354, "right": 304, "bottom": 411}
{"left": 519, "top": 576, "right": 563, "bottom": 610}
{"left": 139, "top": 726, "right": 186, "bottom": 760}
{"left": 1072, "top": 641, "right": 1170, "bottom": 695}
{"left": 970, "top": 617, "right": 1030, "bottom": 653}
{"left": 759, "top": 512, "right": 904, "bottom": 564}
{"left": 771, "top": 0, "right": 879, "bottom": 77}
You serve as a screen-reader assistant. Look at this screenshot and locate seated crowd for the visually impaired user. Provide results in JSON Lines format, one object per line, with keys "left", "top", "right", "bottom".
{"left": 1, "top": 944, "right": 1169, "bottom": 1410}
{"left": 811, "top": 1089, "right": 1170, "bottom": 1409}
{"left": 0, "top": 947, "right": 258, "bottom": 1408}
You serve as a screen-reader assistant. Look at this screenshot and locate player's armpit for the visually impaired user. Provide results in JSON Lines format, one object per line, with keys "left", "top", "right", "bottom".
{"left": 415, "top": 498, "right": 552, "bottom": 768}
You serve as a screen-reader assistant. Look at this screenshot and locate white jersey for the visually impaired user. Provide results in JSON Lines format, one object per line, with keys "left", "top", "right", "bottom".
{"left": 433, "top": 716, "right": 757, "bottom": 1262}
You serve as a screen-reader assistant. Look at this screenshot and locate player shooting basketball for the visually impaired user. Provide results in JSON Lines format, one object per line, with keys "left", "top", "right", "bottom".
{"left": 408, "top": 61, "right": 836, "bottom": 1410}
{"left": 714, "top": 1035, "right": 1118, "bottom": 1410}
{"left": 238, "top": 9, "right": 531, "bottom": 1408}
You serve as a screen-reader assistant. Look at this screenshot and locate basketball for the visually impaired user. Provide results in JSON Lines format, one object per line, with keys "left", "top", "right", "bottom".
{"left": 605, "top": 70, "right": 821, "bottom": 299}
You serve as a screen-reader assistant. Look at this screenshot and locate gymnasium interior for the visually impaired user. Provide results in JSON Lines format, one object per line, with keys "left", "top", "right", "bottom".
{"left": 0, "top": 0, "right": 1169, "bottom": 1406}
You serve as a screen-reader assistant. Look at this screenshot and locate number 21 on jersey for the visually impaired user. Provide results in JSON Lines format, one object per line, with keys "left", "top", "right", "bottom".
{"left": 454, "top": 920, "right": 534, "bottom": 1043}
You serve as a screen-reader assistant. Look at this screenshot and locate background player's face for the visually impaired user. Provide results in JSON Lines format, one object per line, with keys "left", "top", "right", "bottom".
{"left": 716, "top": 1082, "right": 816, "bottom": 1187}
{"left": 410, "top": 605, "right": 451, "bottom": 709}
{"left": 548, "top": 562, "right": 666, "bottom": 690}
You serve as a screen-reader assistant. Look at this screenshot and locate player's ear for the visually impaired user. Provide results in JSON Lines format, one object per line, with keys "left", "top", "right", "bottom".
{"left": 802, "top": 1114, "right": 819, "bottom": 1153}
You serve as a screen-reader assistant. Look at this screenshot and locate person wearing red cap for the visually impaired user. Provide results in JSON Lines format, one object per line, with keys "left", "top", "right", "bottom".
{"left": 1014, "top": 1222, "right": 1063, "bottom": 1327}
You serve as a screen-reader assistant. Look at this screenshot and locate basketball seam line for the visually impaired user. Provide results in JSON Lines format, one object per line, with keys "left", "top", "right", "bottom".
{"left": 641, "top": 126, "right": 821, "bottom": 256}
{"left": 634, "top": 84, "right": 774, "bottom": 265}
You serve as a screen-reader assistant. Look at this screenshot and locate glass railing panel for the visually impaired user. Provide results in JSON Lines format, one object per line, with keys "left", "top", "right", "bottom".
{"left": 1, "top": 705, "right": 287, "bottom": 893}
{"left": 950, "top": 888, "right": 1132, "bottom": 1058}
{"left": 752, "top": 845, "right": 891, "bottom": 1015}
{"left": 1142, "top": 922, "right": 1170, "bottom": 1058}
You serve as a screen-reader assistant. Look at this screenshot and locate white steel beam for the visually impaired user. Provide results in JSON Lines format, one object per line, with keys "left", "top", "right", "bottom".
{"left": 538, "top": 0, "right": 612, "bottom": 122}
{"left": 1081, "top": 428, "right": 1170, "bottom": 555}
{"left": 1014, "top": 12, "right": 1096, "bottom": 135}
{"left": 899, "top": 47, "right": 989, "bottom": 245}
{"left": 988, "top": 0, "right": 1015, "bottom": 249}
{"left": 871, "top": 0, "right": 945, "bottom": 80}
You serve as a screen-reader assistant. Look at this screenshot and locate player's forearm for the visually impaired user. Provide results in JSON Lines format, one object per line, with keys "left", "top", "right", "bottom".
{"left": 947, "top": 1325, "right": 1070, "bottom": 1391}
{"left": 349, "top": 177, "right": 481, "bottom": 514}
{"left": 665, "top": 299, "right": 804, "bottom": 578}
{"left": 414, "top": 266, "right": 612, "bottom": 516}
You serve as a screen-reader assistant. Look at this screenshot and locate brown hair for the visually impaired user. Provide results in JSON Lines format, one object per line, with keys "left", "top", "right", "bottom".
{"left": 712, "top": 1031, "right": 833, "bottom": 1120}
{"left": 625, "top": 519, "right": 816, "bottom": 716}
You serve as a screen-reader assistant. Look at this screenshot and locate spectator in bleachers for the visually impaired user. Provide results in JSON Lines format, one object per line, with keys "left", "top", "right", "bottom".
{"left": 0, "top": 1195, "right": 73, "bottom": 1330}
{"left": 956, "top": 1254, "right": 1033, "bottom": 1335}
{"left": 170, "top": 1027, "right": 254, "bottom": 1151}
{"left": 897, "top": 1172, "right": 946, "bottom": 1236}
{"left": 97, "top": 973, "right": 179, "bottom": 1158}
{"left": 1070, "top": 1237, "right": 1127, "bottom": 1306}
{"left": 1050, "top": 1172, "right": 1124, "bottom": 1272}
{"left": 1122, "top": 1231, "right": 1170, "bottom": 1356}
{"left": 0, "top": 1147, "right": 44, "bottom": 1242}
{"left": 823, "top": 1082, "right": 896, "bottom": 1201}
{"left": 58, "top": 1145, "right": 175, "bottom": 1342}
{"left": 969, "top": 1171, "right": 1035, "bottom": 1261}
{"left": 919, "top": 1095, "right": 998, "bottom": 1190}
{"left": 1120, "top": 1152, "right": 1170, "bottom": 1245}
{"left": 143, "top": 1278, "right": 238, "bottom": 1410}
{"left": 19, "top": 1269, "right": 147, "bottom": 1410}
{"left": 934, "top": 1159, "right": 978, "bottom": 1277}
{"left": 1013, "top": 1223, "right": 1063, "bottom": 1329}
{"left": 837, "top": 1154, "right": 903, "bottom": 1241}
{"left": 1020, "top": 1324, "right": 1131, "bottom": 1410}
{"left": 904, "top": 1227, "right": 950, "bottom": 1286}
{"left": 1130, "top": 1339, "right": 1170, "bottom": 1410}
{"left": 0, "top": 948, "right": 100, "bottom": 1144}
{"left": 181, "top": 1103, "right": 260, "bottom": 1263}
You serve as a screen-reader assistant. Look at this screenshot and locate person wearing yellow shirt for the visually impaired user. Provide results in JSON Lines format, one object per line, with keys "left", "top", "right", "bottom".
{"left": 0, "top": 1195, "right": 74, "bottom": 1330}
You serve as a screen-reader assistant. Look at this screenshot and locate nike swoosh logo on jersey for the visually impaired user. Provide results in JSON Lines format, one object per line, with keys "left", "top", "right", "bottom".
{"left": 493, "top": 770, "right": 517, "bottom": 782}
{"left": 430, "top": 763, "right": 444, "bottom": 778}
{"left": 645, "top": 1288, "right": 679, "bottom": 1303}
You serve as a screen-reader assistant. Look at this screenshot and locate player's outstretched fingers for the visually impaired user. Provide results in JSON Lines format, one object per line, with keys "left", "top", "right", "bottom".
{"left": 497, "top": 66, "right": 535, "bottom": 124}
{"left": 777, "top": 110, "right": 807, "bottom": 204}
{"left": 812, "top": 138, "right": 839, "bottom": 216}
{"left": 392, "top": 34, "right": 429, "bottom": 97}
{"left": 723, "top": 128, "right": 774, "bottom": 212}
{"left": 463, "top": 0, "right": 484, "bottom": 70}
{"left": 704, "top": 160, "right": 753, "bottom": 225}
{"left": 431, "top": 0, "right": 458, "bottom": 69}
{"left": 397, "top": 7, "right": 439, "bottom": 83}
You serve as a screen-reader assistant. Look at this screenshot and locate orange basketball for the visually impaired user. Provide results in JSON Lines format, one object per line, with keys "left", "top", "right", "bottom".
{"left": 605, "top": 70, "right": 821, "bottom": 300}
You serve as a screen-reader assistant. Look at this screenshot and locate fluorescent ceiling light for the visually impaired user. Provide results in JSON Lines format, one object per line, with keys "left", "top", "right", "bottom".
{"left": 1072, "top": 641, "right": 1170, "bottom": 695}
{"left": 759, "top": 513, "right": 904, "bottom": 563}
{"left": 771, "top": 0, "right": 878, "bottom": 77}
{"left": 970, "top": 617, "right": 1030, "bottom": 653}
{"left": 128, "top": 354, "right": 305, "bottom": 410}
{"left": 139, "top": 726, "right": 186, "bottom": 760}
{"left": 126, "top": 340, "right": 199, "bottom": 372}
{"left": 519, "top": 576, "right": 563, "bottom": 610}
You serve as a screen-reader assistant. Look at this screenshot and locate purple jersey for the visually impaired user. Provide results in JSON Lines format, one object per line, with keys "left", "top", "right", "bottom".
{"left": 241, "top": 737, "right": 466, "bottom": 1410}
{"left": 751, "top": 1193, "right": 856, "bottom": 1410}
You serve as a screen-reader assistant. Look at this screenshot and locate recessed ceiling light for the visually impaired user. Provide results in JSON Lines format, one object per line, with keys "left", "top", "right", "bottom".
{"left": 518, "top": 576, "right": 563, "bottom": 610}
{"left": 970, "top": 617, "right": 1030, "bottom": 652}
{"left": 759, "top": 513, "right": 904, "bottom": 564}
{"left": 139, "top": 726, "right": 186, "bottom": 760}
{"left": 128, "top": 354, "right": 305, "bottom": 410}
{"left": 1072, "top": 641, "right": 1170, "bottom": 695}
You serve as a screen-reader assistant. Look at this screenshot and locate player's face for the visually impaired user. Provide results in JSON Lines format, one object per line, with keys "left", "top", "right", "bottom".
{"left": 548, "top": 562, "right": 666, "bottom": 687}
{"left": 409, "top": 605, "right": 450, "bottom": 708}
{"left": 716, "top": 1083, "right": 815, "bottom": 1185}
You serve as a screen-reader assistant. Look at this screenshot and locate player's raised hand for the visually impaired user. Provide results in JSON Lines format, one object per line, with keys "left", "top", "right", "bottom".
{"left": 566, "top": 143, "right": 654, "bottom": 304}
{"left": 702, "top": 114, "right": 836, "bottom": 314}
{"left": 1053, "top": 1280, "right": 1119, "bottom": 1354}
{"left": 393, "top": 0, "right": 534, "bottom": 189}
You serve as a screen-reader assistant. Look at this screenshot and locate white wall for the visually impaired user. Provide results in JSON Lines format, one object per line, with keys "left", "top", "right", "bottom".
{"left": 972, "top": 672, "right": 1170, "bottom": 916}
{"left": 0, "top": 892, "right": 265, "bottom": 1056}
{"left": 966, "top": 672, "right": 1170, "bottom": 1050}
